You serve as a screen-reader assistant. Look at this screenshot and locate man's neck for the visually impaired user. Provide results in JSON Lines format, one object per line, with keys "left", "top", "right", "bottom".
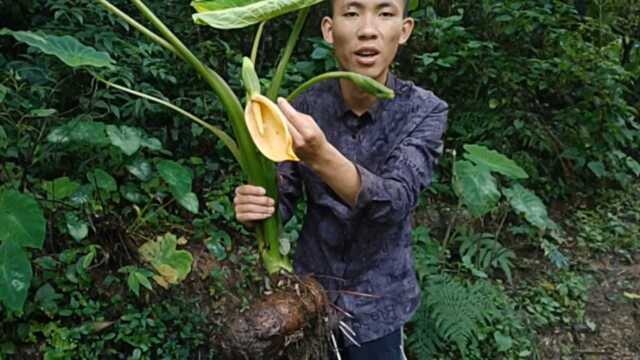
{"left": 339, "top": 70, "right": 389, "bottom": 117}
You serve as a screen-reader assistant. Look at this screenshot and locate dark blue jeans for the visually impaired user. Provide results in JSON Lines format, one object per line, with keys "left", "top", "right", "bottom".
{"left": 330, "top": 328, "right": 407, "bottom": 360}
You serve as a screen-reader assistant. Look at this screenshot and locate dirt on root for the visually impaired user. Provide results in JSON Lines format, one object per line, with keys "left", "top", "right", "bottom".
{"left": 539, "top": 252, "right": 640, "bottom": 360}
{"left": 218, "top": 275, "right": 331, "bottom": 360}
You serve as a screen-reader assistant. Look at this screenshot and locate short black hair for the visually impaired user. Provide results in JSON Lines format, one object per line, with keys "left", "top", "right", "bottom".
{"left": 328, "top": 0, "right": 410, "bottom": 18}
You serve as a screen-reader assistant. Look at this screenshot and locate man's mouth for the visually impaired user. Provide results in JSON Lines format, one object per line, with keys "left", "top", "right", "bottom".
{"left": 354, "top": 48, "right": 380, "bottom": 65}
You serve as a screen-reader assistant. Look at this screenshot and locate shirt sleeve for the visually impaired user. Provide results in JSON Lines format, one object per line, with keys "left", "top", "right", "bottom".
{"left": 352, "top": 98, "right": 448, "bottom": 224}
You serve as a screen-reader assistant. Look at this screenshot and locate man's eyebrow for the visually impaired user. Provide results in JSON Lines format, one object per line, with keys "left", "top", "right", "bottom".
{"left": 376, "top": 1, "right": 399, "bottom": 10}
{"left": 342, "top": 1, "right": 365, "bottom": 9}
{"left": 341, "top": 1, "right": 400, "bottom": 11}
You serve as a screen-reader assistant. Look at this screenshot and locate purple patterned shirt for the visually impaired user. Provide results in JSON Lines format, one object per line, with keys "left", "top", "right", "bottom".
{"left": 277, "top": 73, "right": 448, "bottom": 344}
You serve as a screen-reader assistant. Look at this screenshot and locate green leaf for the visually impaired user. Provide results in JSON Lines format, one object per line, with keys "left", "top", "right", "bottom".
{"left": 192, "top": 0, "right": 323, "bottom": 29}
{"left": 176, "top": 192, "right": 199, "bottom": 214}
{"left": 503, "top": 184, "right": 556, "bottom": 231}
{"left": 0, "top": 29, "right": 114, "bottom": 68}
{"left": 157, "top": 160, "right": 192, "bottom": 196}
{"left": 463, "top": 144, "right": 528, "bottom": 180}
{"left": 191, "top": 0, "right": 256, "bottom": 11}
{"left": 41, "top": 177, "right": 80, "bottom": 200}
{"left": 453, "top": 160, "right": 500, "bottom": 218}
{"left": 127, "top": 272, "right": 140, "bottom": 296}
{"left": 65, "top": 212, "right": 89, "bottom": 241}
{"left": 106, "top": 125, "right": 142, "bottom": 156}
{"left": 0, "top": 241, "right": 32, "bottom": 312}
{"left": 494, "top": 331, "right": 513, "bottom": 352}
{"left": 134, "top": 271, "right": 153, "bottom": 291}
{"left": 0, "top": 125, "right": 7, "bottom": 149}
{"left": 139, "top": 233, "right": 193, "bottom": 286}
{"left": 0, "top": 190, "right": 46, "bottom": 249}
{"left": 47, "top": 119, "right": 110, "bottom": 146}
{"left": 625, "top": 157, "right": 640, "bottom": 176}
{"left": 126, "top": 159, "right": 153, "bottom": 181}
{"left": 587, "top": 161, "right": 606, "bottom": 178}
{"left": 29, "top": 108, "right": 57, "bottom": 118}
{"left": 0, "top": 84, "right": 8, "bottom": 102}
{"left": 87, "top": 169, "right": 117, "bottom": 192}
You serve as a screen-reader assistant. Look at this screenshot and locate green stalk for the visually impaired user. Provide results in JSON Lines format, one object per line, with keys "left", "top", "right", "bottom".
{"left": 288, "top": 71, "right": 395, "bottom": 101}
{"left": 96, "top": 0, "right": 181, "bottom": 58}
{"left": 128, "top": 0, "right": 290, "bottom": 273}
{"left": 250, "top": 21, "right": 266, "bottom": 65}
{"left": 266, "top": 6, "right": 310, "bottom": 100}
{"left": 96, "top": 77, "right": 242, "bottom": 163}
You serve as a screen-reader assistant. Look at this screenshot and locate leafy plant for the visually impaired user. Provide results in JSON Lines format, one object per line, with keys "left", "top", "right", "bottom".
{"left": 0, "top": 190, "right": 46, "bottom": 312}
{"left": 139, "top": 233, "right": 193, "bottom": 289}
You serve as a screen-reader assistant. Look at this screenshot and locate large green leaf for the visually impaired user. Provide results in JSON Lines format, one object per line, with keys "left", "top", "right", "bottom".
{"left": 463, "top": 144, "right": 528, "bottom": 180}
{"left": 453, "top": 160, "right": 500, "bottom": 218}
{"left": 41, "top": 177, "right": 80, "bottom": 200}
{"left": 0, "top": 240, "right": 33, "bottom": 312}
{"left": 87, "top": 169, "right": 117, "bottom": 192}
{"left": 191, "top": 0, "right": 256, "bottom": 12}
{"left": 0, "top": 29, "right": 114, "bottom": 68}
{"left": 192, "top": 0, "right": 323, "bottom": 29}
{"left": 0, "top": 190, "right": 46, "bottom": 249}
{"left": 157, "top": 160, "right": 192, "bottom": 196}
{"left": 47, "top": 118, "right": 110, "bottom": 146}
{"left": 503, "top": 184, "right": 556, "bottom": 230}
{"left": 106, "top": 125, "right": 142, "bottom": 156}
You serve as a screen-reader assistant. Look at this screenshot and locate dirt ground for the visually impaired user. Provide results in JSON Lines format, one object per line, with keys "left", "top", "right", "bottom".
{"left": 539, "top": 252, "right": 640, "bottom": 360}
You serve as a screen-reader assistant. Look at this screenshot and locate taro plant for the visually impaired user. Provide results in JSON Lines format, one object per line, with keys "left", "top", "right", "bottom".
{"left": 1, "top": 0, "right": 394, "bottom": 274}
{"left": 447, "top": 144, "right": 568, "bottom": 273}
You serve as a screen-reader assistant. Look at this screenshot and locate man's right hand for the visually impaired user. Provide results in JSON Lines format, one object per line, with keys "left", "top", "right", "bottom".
{"left": 233, "top": 185, "right": 276, "bottom": 228}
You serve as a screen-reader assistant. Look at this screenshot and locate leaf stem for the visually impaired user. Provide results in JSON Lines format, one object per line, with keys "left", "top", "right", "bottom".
{"left": 250, "top": 21, "right": 266, "bottom": 65}
{"left": 96, "top": 77, "right": 241, "bottom": 163}
{"left": 96, "top": 0, "right": 181, "bottom": 58}
{"left": 266, "top": 6, "right": 310, "bottom": 100}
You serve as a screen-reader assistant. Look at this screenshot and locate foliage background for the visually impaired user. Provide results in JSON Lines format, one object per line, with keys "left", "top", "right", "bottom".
{"left": 0, "top": 0, "right": 638, "bottom": 358}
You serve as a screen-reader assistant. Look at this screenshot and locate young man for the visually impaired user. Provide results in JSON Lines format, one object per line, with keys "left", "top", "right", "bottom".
{"left": 233, "top": 0, "right": 448, "bottom": 358}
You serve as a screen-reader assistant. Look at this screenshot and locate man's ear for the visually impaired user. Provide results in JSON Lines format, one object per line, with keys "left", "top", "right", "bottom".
{"left": 321, "top": 16, "right": 334, "bottom": 44}
{"left": 398, "top": 17, "right": 415, "bottom": 45}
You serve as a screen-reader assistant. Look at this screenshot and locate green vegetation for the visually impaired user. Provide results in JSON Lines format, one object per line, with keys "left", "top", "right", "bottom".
{"left": 1, "top": 0, "right": 638, "bottom": 359}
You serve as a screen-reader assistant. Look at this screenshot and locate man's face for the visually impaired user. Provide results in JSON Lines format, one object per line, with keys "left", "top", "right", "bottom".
{"left": 322, "top": 0, "right": 414, "bottom": 83}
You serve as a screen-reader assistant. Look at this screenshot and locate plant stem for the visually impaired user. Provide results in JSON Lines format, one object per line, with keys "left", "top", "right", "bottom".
{"left": 128, "top": 0, "right": 291, "bottom": 274}
{"left": 251, "top": 21, "right": 266, "bottom": 65}
{"left": 266, "top": 6, "right": 310, "bottom": 100}
{"left": 97, "top": 77, "right": 241, "bottom": 163}
{"left": 96, "top": 0, "right": 181, "bottom": 58}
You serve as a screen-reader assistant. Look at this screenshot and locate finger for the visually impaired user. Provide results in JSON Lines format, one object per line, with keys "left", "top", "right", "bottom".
{"left": 234, "top": 194, "right": 275, "bottom": 207}
{"left": 238, "top": 212, "right": 273, "bottom": 222}
{"left": 278, "top": 98, "right": 308, "bottom": 134}
{"left": 277, "top": 97, "right": 300, "bottom": 120}
{"left": 236, "top": 185, "right": 266, "bottom": 196}
{"left": 235, "top": 203, "right": 275, "bottom": 215}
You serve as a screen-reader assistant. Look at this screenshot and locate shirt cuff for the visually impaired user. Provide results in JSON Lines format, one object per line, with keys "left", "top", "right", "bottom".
{"left": 352, "top": 162, "right": 383, "bottom": 216}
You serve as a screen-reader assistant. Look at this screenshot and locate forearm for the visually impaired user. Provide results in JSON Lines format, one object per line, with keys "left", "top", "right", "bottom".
{"left": 308, "top": 143, "right": 361, "bottom": 207}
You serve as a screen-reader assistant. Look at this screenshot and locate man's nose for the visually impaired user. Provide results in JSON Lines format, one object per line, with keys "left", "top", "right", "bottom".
{"left": 356, "top": 14, "right": 378, "bottom": 40}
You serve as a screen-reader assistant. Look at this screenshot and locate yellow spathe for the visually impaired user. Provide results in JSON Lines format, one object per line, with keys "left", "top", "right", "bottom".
{"left": 244, "top": 94, "right": 299, "bottom": 162}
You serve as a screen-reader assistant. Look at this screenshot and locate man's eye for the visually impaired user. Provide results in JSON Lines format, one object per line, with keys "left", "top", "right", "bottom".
{"left": 344, "top": 12, "right": 358, "bottom": 17}
{"left": 380, "top": 12, "right": 394, "bottom": 17}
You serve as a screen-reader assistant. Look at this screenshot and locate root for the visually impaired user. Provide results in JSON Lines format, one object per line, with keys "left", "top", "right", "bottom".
{"left": 220, "top": 275, "right": 332, "bottom": 360}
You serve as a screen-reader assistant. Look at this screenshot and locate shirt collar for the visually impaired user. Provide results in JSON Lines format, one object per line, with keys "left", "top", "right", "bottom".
{"left": 330, "top": 72, "right": 400, "bottom": 121}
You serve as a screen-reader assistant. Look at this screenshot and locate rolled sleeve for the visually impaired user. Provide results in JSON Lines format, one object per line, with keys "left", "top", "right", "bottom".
{"left": 352, "top": 99, "right": 448, "bottom": 224}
